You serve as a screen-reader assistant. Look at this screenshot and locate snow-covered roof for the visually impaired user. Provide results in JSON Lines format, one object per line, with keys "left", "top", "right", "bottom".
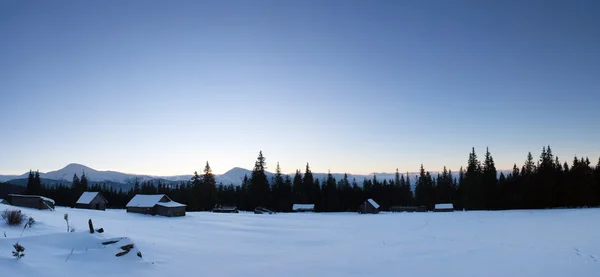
{"left": 40, "top": 196, "right": 55, "bottom": 204}
{"left": 435, "top": 203, "right": 454, "bottom": 209}
{"left": 156, "top": 201, "right": 186, "bottom": 208}
{"left": 126, "top": 194, "right": 169, "bottom": 208}
{"left": 126, "top": 194, "right": 184, "bottom": 208}
{"left": 76, "top": 192, "right": 106, "bottom": 204}
{"left": 367, "top": 199, "right": 380, "bottom": 209}
{"left": 292, "top": 204, "right": 315, "bottom": 210}
{"left": 9, "top": 194, "right": 55, "bottom": 204}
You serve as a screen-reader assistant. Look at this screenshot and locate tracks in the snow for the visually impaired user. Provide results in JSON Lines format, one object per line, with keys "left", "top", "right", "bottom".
{"left": 574, "top": 248, "right": 598, "bottom": 263}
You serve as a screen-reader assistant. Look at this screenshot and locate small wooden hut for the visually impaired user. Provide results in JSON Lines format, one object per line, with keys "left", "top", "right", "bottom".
{"left": 7, "top": 194, "right": 55, "bottom": 210}
{"left": 75, "top": 192, "right": 108, "bottom": 210}
{"left": 358, "top": 198, "right": 380, "bottom": 214}
{"left": 292, "top": 204, "right": 315, "bottom": 212}
{"left": 434, "top": 203, "right": 454, "bottom": 212}
{"left": 126, "top": 194, "right": 186, "bottom": 217}
{"left": 390, "top": 206, "right": 427, "bottom": 212}
{"left": 213, "top": 205, "right": 239, "bottom": 213}
{"left": 254, "top": 207, "right": 274, "bottom": 214}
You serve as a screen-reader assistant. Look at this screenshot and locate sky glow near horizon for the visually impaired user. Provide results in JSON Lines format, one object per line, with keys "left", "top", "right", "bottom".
{"left": 0, "top": 0, "right": 599, "bottom": 175}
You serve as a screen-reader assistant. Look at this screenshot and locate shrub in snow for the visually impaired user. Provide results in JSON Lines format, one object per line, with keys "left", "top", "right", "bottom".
{"left": 2, "top": 209, "right": 25, "bottom": 226}
{"left": 64, "top": 213, "right": 70, "bottom": 232}
{"left": 21, "top": 217, "right": 36, "bottom": 236}
{"left": 26, "top": 217, "right": 35, "bottom": 228}
{"left": 12, "top": 242, "right": 25, "bottom": 259}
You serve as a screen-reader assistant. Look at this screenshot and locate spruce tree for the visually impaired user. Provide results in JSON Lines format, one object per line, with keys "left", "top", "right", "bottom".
{"left": 425, "top": 170, "right": 435, "bottom": 209}
{"left": 392, "top": 169, "right": 402, "bottom": 207}
{"left": 455, "top": 167, "right": 465, "bottom": 209}
{"left": 436, "top": 166, "right": 454, "bottom": 205}
{"left": 80, "top": 171, "right": 89, "bottom": 192}
{"left": 25, "top": 170, "right": 35, "bottom": 194}
{"left": 405, "top": 172, "right": 413, "bottom": 205}
{"left": 303, "top": 163, "right": 315, "bottom": 204}
{"left": 521, "top": 151, "right": 537, "bottom": 208}
{"left": 72, "top": 174, "right": 80, "bottom": 192}
{"left": 523, "top": 152, "right": 536, "bottom": 175}
{"left": 202, "top": 162, "right": 216, "bottom": 186}
{"left": 463, "top": 148, "right": 483, "bottom": 210}
{"left": 33, "top": 170, "right": 42, "bottom": 194}
{"left": 272, "top": 162, "right": 286, "bottom": 211}
{"left": 250, "top": 151, "right": 270, "bottom": 208}
{"left": 554, "top": 156, "right": 565, "bottom": 207}
{"left": 482, "top": 147, "right": 497, "bottom": 209}
{"left": 448, "top": 169, "right": 456, "bottom": 202}
{"left": 506, "top": 163, "right": 520, "bottom": 209}
{"left": 497, "top": 172, "right": 507, "bottom": 209}
{"left": 274, "top": 162, "right": 284, "bottom": 188}
{"left": 191, "top": 171, "right": 201, "bottom": 187}
{"left": 240, "top": 174, "right": 250, "bottom": 210}
{"left": 322, "top": 170, "right": 338, "bottom": 211}
{"left": 281, "top": 174, "right": 293, "bottom": 212}
{"left": 338, "top": 173, "right": 352, "bottom": 211}
{"left": 200, "top": 161, "right": 217, "bottom": 211}
{"left": 292, "top": 170, "right": 303, "bottom": 204}
{"left": 185, "top": 171, "right": 200, "bottom": 211}
{"left": 399, "top": 174, "right": 407, "bottom": 206}
{"left": 537, "top": 146, "right": 557, "bottom": 208}
{"left": 415, "top": 164, "right": 431, "bottom": 209}
{"left": 133, "top": 178, "right": 140, "bottom": 194}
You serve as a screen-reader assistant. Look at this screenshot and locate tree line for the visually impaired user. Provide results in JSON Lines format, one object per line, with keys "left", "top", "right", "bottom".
{"left": 5, "top": 146, "right": 600, "bottom": 212}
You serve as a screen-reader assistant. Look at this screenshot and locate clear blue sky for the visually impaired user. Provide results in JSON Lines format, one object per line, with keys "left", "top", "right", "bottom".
{"left": 1, "top": 0, "right": 599, "bottom": 176}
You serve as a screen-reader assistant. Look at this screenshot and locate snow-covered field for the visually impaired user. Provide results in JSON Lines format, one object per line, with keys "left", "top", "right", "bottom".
{"left": 1, "top": 204, "right": 599, "bottom": 277}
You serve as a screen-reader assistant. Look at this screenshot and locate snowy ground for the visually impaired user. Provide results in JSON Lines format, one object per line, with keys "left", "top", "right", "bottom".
{"left": 1, "top": 204, "right": 599, "bottom": 277}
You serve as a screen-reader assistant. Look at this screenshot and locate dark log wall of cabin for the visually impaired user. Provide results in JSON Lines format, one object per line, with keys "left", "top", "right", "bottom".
{"left": 155, "top": 205, "right": 186, "bottom": 217}
{"left": 127, "top": 206, "right": 156, "bottom": 215}
{"left": 358, "top": 202, "right": 379, "bottom": 214}
{"left": 89, "top": 195, "right": 106, "bottom": 210}
{"left": 9, "top": 196, "right": 50, "bottom": 210}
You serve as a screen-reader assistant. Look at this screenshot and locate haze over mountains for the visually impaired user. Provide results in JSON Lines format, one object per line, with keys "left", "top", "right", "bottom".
{"left": 0, "top": 163, "right": 411, "bottom": 186}
{"left": 0, "top": 163, "right": 511, "bottom": 188}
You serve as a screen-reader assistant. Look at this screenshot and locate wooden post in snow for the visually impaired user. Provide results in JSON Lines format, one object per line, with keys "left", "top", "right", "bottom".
{"left": 88, "top": 219, "right": 95, "bottom": 234}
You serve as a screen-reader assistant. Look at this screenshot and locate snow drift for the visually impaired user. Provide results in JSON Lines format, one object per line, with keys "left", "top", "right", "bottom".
{"left": 1, "top": 204, "right": 599, "bottom": 277}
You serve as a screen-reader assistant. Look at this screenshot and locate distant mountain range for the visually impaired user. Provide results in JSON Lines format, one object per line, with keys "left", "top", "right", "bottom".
{"left": 0, "top": 163, "right": 402, "bottom": 187}
{"left": 0, "top": 163, "right": 512, "bottom": 188}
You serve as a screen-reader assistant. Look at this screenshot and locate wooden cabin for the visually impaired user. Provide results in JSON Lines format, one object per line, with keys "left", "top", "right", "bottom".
{"left": 213, "top": 205, "right": 239, "bottom": 213}
{"left": 358, "top": 198, "right": 380, "bottom": 214}
{"left": 254, "top": 207, "right": 274, "bottom": 214}
{"left": 7, "top": 194, "right": 55, "bottom": 210}
{"left": 75, "top": 192, "right": 108, "bottom": 210}
{"left": 126, "top": 194, "right": 186, "bottom": 217}
{"left": 434, "top": 203, "right": 454, "bottom": 212}
{"left": 390, "top": 206, "right": 427, "bottom": 212}
{"left": 292, "top": 204, "right": 315, "bottom": 212}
